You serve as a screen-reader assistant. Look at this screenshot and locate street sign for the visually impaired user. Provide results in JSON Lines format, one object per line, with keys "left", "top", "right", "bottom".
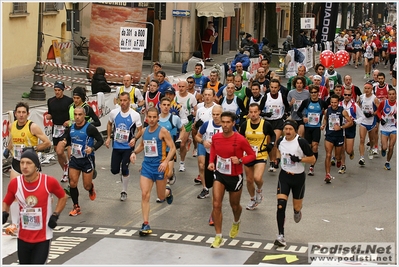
{"left": 119, "top": 27, "right": 147, "bottom": 52}
{"left": 172, "top": 9, "right": 190, "bottom": 17}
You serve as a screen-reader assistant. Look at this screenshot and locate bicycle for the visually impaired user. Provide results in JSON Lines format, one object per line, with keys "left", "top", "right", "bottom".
{"left": 74, "top": 36, "right": 89, "bottom": 57}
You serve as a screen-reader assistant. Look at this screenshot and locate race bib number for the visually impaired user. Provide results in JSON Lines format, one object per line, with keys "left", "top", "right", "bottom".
{"left": 13, "top": 144, "right": 25, "bottom": 160}
{"left": 194, "top": 85, "right": 202, "bottom": 94}
{"left": 216, "top": 155, "right": 232, "bottom": 175}
{"left": 282, "top": 153, "right": 295, "bottom": 167}
{"left": 328, "top": 114, "right": 340, "bottom": 131}
{"left": 293, "top": 100, "right": 303, "bottom": 112}
{"left": 71, "top": 143, "right": 84, "bottom": 158}
{"left": 268, "top": 105, "right": 281, "bottom": 115}
{"left": 115, "top": 128, "right": 129, "bottom": 143}
{"left": 144, "top": 140, "right": 158, "bottom": 157}
{"left": 308, "top": 112, "right": 320, "bottom": 125}
{"left": 21, "top": 208, "right": 42, "bottom": 230}
{"left": 386, "top": 115, "right": 395, "bottom": 124}
{"left": 53, "top": 125, "right": 65, "bottom": 138}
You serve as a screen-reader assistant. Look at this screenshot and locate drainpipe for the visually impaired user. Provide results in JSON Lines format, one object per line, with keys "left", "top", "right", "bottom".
{"left": 172, "top": 3, "right": 177, "bottom": 62}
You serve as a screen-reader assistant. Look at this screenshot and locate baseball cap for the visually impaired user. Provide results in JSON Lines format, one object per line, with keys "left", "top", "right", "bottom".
{"left": 164, "top": 87, "right": 175, "bottom": 94}
{"left": 373, "top": 34, "right": 377, "bottom": 37}
{"left": 54, "top": 81, "right": 65, "bottom": 90}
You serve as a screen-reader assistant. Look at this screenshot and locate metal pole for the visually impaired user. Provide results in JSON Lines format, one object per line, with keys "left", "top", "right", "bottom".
{"left": 30, "top": 2, "right": 46, "bottom": 100}
{"left": 179, "top": 17, "right": 182, "bottom": 62}
{"left": 125, "top": 20, "right": 155, "bottom": 70}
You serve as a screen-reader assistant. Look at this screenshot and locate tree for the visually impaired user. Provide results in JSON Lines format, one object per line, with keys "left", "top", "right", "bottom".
{"left": 264, "top": 3, "right": 278, "bottom": 50}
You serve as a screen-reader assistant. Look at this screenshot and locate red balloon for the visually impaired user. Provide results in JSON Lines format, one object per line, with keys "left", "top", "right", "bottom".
{"left": 319, "top": 50, "right": 335, "bottom": 68}
{"left": 334, "top": 50, "right": 350, "bottom": 68}
{"left": 386, "top": 25, "right": 393, "bottom": 33}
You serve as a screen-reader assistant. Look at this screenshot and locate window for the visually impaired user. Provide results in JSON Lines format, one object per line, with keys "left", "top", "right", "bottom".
{"left": 12, "top": 2, "right": 27, "bottom": 14}
{"left": 44, "top": 2, "right": 57, "bottom": 12}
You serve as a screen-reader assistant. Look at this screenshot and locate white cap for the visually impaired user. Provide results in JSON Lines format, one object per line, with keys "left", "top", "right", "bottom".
{"left": 313, "top": 75, "right": 322, "bottom": 80}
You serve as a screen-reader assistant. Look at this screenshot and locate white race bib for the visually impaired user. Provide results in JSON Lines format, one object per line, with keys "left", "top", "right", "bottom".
{"left": 53, "top": 125, "right": 65, "bottom": 138}
{"left": 115, "top": 128, "right": 129, "bottom": 143}
{"left": 216, "top": 155, "right": 232, "bottom": 175}
{"left": 20, "top": 207, "right": 43, "bottom": 230}
{"left": 308, "top": 112, "right": 320, "bottom": 125}
{"left": 328, "top": 114, "right": 340, "bottom": 131}
{"left": 282, "top": 152, "right": 295, "bottom": 167}
{"left": 144, "top": 140, "right": 158, "bottom": 157}
{"left": 13, "top": 144, "right": 25, "bottom": 160}
{"left": 71, "top": 143, "right": 84, "bottom": 158}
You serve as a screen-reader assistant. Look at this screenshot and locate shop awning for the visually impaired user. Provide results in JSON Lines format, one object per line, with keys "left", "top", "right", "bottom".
{"left": 196, "top": 3, "right": 235, "bottom": 18}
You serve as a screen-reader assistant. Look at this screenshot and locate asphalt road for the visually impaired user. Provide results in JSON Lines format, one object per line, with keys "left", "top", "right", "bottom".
{"left": 2, "top": 61, "right": 397, "bottom": 265}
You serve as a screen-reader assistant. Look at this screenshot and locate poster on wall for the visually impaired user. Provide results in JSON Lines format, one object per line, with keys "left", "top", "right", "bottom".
{"left": 89, "top": 3, "right": 148, "bottom": 83}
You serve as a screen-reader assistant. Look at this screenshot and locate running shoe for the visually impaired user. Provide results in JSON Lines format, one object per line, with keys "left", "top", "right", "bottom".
{"left": 274, "top": 234, "right": 286, "bottom": 247}
{"left": 294, "top": 210, "right": 302, "bottom": 223}
{"left": 246, "top": 199, "right": 257, "bottom": 210}
{"left": 168, "top": 168, "right": 176, "bottom": 185}
{"left": 194, "top": 175, "right": 201, "bottom": 184}
{"left": 197, "top": 188, "right": 210, "bottom": 199}
{"left": 384, "top": 162, "right": 391, "bottom": 170}
{"left": 209, "top": 215, "right": 214, "bottom": 226}
{"left": 5, "top": 223, "right": 18, "bottom": 236}
{"left": 156, "top": 198, "right": 165, "bottom": 203}
{"left": 166, "top": 185, "right": 173, "bottom": 204}
{"left": 120, "top": 192, "right": 127, "bottom": 201}
{"left": 336, "top": 160, "right": 342, "bottom": 168}
{"left": 331, "top": 157, "right": 336, "bottom": 166}
{"left": 349, "top": 152, "right": 355, "bottom": 160}
{"left": 139, "top": 223, "right": 152, "bottom": 235}
{"left": 308, "top": 166, "right": 314, "bottom": 176}
{"left": 268, "top": 162, "right": 276, "bottom": 172}
{"left": 193, "top": 148, "right": 197, "bottom": 157}
{"left": 179, "top": 162, "right": 185, "bottom": 172}
{"left": 61, "top": 174, "right": 68, "bottom": 183}
{"left": 338, "top": 165, "right": 346, "bottom": 174}
{"left": 229, "top": 222, "right": 240, "bottom": 238}
{"left": 210, "top": 235, "right": 224, "bottom": 248}
{"left": 381, "top": 149, "right": 387, "bottom": 157}
{"left": 372, "top": 148, "right": 379, "bottom": 155}
{"left": 89, "top": 183, "right": 96, "bottom": 201}
{"left": 368, "top": 150, "right": 374, "bottom": 160}
{"left": 324, "top": 173, "right": 333, "bottom": 184}
{"left": 255, "top": 189, "right": 263, "bottom": 204}
{"left": 69, "top": 204, "right": 81, "bottom": 216}
{"left": 359, "top": 157, "right": 366, "bottom": 166}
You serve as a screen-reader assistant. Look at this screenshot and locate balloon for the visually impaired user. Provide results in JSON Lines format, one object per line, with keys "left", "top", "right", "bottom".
{"left": 386, "top": 25, "right": 392, "bottom": 33}
{"left": 390, "top": 29, "right": 394, "bottom": 36}
{"left": 319, "top": 50, "right": 335, "bottom": 68}
{"left": 334, "top": 50, "right": 350, "bottom": 68}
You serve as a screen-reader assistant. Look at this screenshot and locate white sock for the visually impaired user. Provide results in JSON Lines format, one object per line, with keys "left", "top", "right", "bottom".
{"left": 122, "top": 175, "right": 129, "bottom": 193}
{"left": 10, "top": 201, "right": 19, "bottom": 226}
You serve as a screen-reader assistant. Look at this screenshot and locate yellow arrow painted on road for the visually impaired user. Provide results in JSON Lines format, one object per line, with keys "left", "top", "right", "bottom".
{"left": 263, "top": 254, "right": 299, "bottom": 264}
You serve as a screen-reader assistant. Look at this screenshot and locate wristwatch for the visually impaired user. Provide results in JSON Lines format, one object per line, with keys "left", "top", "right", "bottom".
{"left": 238, "top": 158, "right": 242, "bottom": 163}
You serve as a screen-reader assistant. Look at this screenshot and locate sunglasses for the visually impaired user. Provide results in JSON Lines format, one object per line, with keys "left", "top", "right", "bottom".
{"left": 310, "top": 91, "right": 318, "bottom": 94}
{"left": 187, "top": 81, "right": 194, "bottom": 84}
{"left": 344, "top": 94, "right": 352, "bottom": 96}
